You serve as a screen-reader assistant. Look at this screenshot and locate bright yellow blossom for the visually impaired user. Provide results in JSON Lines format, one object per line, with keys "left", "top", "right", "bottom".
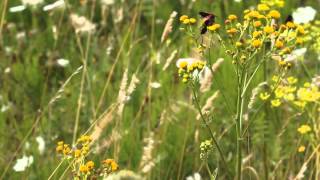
{"left": 207, "top": 24, "right": 221, "bottom": 31}
{"left": 189, "top": 18, "right": 196, "bottom": 24}
{"left": 271, "top": 99, "right": 281, "bottom": 107}
{"left": 228, "top": 14, "right": 238, "bottom": 21}
{"left": 275, "top": 40, "right": 284, "bottom": 49}
{"left": 260, "top": 92, "right": 270, "bottom": 100}
{"left": 264, "top": 26, "right": 274, "bottom": 34}
{"left": 179, "top": 15, "right": 188, "bottom": 22}
{"left": 298, "top": 146, "right": 305, "bottom": 152}
{"left": 252, "top": 39, "right": 262, "bottom": 48}
{"left": 258, "top": 4, "right": 270, "bottom": 11}
{"left": 268, "top": 10, "right": 281, "bottom": 19}
{"left": 253, "top": 21, "right": 262, "bottom": 27}
{"left": 297, "top": 125, "right": 311, "bottom": 134}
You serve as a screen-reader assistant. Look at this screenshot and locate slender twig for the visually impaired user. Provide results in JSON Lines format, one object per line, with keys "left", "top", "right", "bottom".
{"left": 190, "top": 83, "right": 230, "bottom": 177}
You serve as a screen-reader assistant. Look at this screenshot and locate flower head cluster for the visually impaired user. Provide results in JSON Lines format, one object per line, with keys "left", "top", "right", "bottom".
{"left": 56, "top": 135, "right": 119, "bottom": 178}
{"left": 200, "top": 140, "right": 213, "bottom": 160}
{"left": 79, "top": 161, "right": 95, "bottom": 174}
{"left": 176, "top": 58, "right": 205, "bottom": 83}
{"left": 56, "top": 141, "right": 71, "bottom": 155}
{"left": 297, "top": 125, "right": 312, "bottom": 134}
{"left": 102, "top": 159, "right": 119, "bottom": 174}
{"left": 179, "top": 15, "right": 197, "bottom": 25}
{"left": 260, "top": 75, "right": 320, "bottom": 109}
{"left": 260, "top": 0, "right": 285, "bottom": 8}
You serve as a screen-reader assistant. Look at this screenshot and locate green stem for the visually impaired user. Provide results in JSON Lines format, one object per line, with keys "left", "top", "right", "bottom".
{"left": 191, "top": 84, "right": 230, "bottom": 176}
{"left": 236, "top": 67, "right": 247, "bottom": 180}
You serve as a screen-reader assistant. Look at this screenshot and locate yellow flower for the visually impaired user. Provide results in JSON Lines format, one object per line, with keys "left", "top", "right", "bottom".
{"left": 271, "top": 99, "right": 281, "bottom": 107}
{"left": 57, "top": 141, "right": 64, "bottom": 146}
{"left": 298, "top": 146, "right": 305, "bottom": 153}
{"left": 56, "top": 145, "right": 63, "bottom": 153}
{"left": 228, "top": 14, "right": 238, "bottom": 21}
{"left": 74, "top": 149, "right": 81, "bottom": 158}
{"left": 295, "top": 38, "right": 304, "bottom": 45}
{"left": 182, "top": 19, "right": 190, "bottom": 24}
{"left": 258, "top": 4, "right": 270, "bottom": 11}
{"left": 189, "top": 18, "right": 196, "bottom": 24}
{"left": 297, "top": 26, "right": 305, "bottom": 35}
{"left": 179, "top": 15, "right": 188, "bottom": 22}
{"left": 275, "top": 40, "right": 284, "bottom": 49}
{"left": 110, "top": 162, "right": 119, "bottom": 171}
{"left": 103, "top": 159, "right": 119, "bottom": 172}
{"left": 178, "top": 61, "right": 188, "bottom": 69}
{"left": 294, "top": 100, "right": 306, "bottom": 108}
{"left": 252, "top": 39, "right": 262, "bottom": 48}
{"left": 275, "top": 87, "right": 284, "bottom": 98}
{"left": 80, "top": 165, "right": 89, "bottom": 174}
{"left": 253, "top": 31, "right": 262, "bottom": 38}
{"left": 86, "top": 161, "right": 95, "bottom": 170}
{"left": 248, "top": 11, "right": 260, "bottom": 19}
{"left": 253, "top": 21, "right": 262, "bottom": 27}
{"left": 264, "top": 26, "right": 274, "bottom": 34}
{"left": 297, "top": 125, "right": 311, "bottom": 134}
{"left": 304, "top": 82, "right": 311, "bottom": 88}
{"left": 260, "top": 92, "right": 270, "bottom": 100}
{"left": 62, "top": 144, "right": 71, "bottom": 155}
{"left": 268, "top": 10, "right": 281, "bottom": 19}
{"left": 227, "top": 28, "right": 237, "bottom": 35}
{"left": 207, "top": 24, "right": 221, "bottom": 31}
{"left": 284, "top": 93, "right": 295, "bottom": 101}
{"left": 272, "top": 75, "right": 280, "bottom": 82}
{"left": 236, "top": 41, "right": 243, "bottom": 47}
{"left": 286, "top": 22, "right": 296, "bottom": 29}
{"left": 287, "top": 76, "right": 297, "bottom": 84}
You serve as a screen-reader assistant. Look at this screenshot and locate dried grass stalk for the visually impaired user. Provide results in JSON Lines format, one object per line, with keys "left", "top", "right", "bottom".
{"left": 162, "top": 50, "right": 178, "bottom": 71}
{"left": 161, "top": 11, "right": 177, "bottom": 43}
{"left": 196, "top": 91, "right": 219, "bottom": 120}
{"left": 200, "top": 58, "right": 224, "bottom": 92}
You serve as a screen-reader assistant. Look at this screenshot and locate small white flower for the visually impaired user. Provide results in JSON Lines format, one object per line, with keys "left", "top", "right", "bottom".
{"left": 25, "top": 142, "right": 30, "bottom": 149}
{"left": 150, "top": 82, "right": 161, "bottom": 89}
{"left": 13, "top": 155, "right": 34, "bottom": 172}
{"left": 186, "top": 172, "right": 201, "bottom": 180}
{"left": 9, "top": 5, "right": 26, "bottom": 13}
{"left": 1, "top": 103, "right": 11, "bottom": 112}
{"left": 292, "top": 6, "right": 317, "bottom": 24}
{"left": 4, "top": 67, "right": 11, "bottom": 74}
{"left": 43, "top": 0, "right": 65, "bottom": 11}
{"left": 36, "top": 136, "right": 45, "bottom": 154}
{"left": 285, "top": 48, "right": 307, "bottom": 62}
{"left": 70, "top": 14, "right": 96, "bottom": 34}
{"left": 22, "top": 0, "right": 44, "bottom": 6}
{"left": 101, "top": 0, "right": 114, "bottom": 5}
{"left": 57, "top": 59, "right": 70, "bottom": 67}
{"left": 234, "top": 0, "right": 242, "bottom": 2}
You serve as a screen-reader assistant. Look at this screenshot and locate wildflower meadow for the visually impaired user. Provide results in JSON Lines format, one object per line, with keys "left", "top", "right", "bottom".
{"left": 0, "top": 0, "right": 320, "bottom": 179}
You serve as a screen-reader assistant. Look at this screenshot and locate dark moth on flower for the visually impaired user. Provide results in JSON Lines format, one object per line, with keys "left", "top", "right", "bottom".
{"left": 199, "top": 11, "right": 216, "bottom": 34}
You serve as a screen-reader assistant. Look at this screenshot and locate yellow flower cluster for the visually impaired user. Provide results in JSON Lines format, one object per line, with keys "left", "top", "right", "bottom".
{"left": 261, "top": 0, "right": 285, "bottom": 8}
{"left": 56, "top": 135, "right": 119, "bottom": 178}
{"left": 179, "top": 15, "right": 196, "bottom": 25}
{"left": 178, "top": 3, "right": 306, "bottom": 69}
{"left": 297, "top": 125, "right": 312, "bottom": 134}
{"left": 56, "top": 141, "right": 71, "bottom": 155}
{"left": 79, "top": 161, "right": 95, "bottom": 174}
{"left": 261, "top": 75, "right": 320, "bottom": 109}
{"left": 102, "top": 159, "right": 119, "bottom": 174}
{"left": 177, "top": 58, "right": 205, "bottom": 83}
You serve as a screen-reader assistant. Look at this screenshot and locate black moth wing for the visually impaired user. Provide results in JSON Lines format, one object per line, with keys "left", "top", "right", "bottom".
{"left": 201, "top": 26, "right": 208, "bottom": 34}
{"left": 199, "top": 11, "right": 212, "bottom": 17}
{"left": 285, "top": 15, "right": 294, "bottom": 23}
